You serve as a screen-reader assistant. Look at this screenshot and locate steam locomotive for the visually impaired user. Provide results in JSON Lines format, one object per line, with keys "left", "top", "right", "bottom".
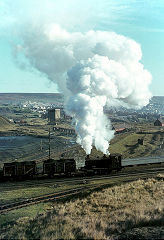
{"left": 1, "top": 154, "right": 122, "bottom": 181}
{"left": 84, "top": 154, "right": 122, "bottom": 175}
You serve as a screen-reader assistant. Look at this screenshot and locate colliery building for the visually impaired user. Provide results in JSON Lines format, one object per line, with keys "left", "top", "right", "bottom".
{"left": 48, "top": 108, "right": 61, "bottom": 124}
{"left": 48, "top": 108, "right": 72, "bottom": 124}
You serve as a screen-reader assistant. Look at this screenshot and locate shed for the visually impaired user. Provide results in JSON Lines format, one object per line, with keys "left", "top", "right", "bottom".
{"left": 154, "top": 119, "right": 164, "bottom": 127}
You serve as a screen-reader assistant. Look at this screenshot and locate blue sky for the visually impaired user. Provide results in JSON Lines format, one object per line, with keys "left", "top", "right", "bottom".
{"left": 0, "top": 0, "right": 164, "bottom": 95}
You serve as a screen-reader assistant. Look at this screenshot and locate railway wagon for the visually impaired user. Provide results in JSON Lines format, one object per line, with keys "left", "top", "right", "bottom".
{"left": 43, "top": 158, "right": 76, "bottom": 177}
{"left": 3, "top": 161, "right": 36, "bottom": 179}
{"left": 84, "top": 154, "right": 122, "bottom": 174}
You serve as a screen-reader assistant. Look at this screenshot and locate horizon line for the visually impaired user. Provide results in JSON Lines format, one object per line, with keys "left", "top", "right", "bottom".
{"left": 0, "top": 93, "right": 163, "bottom": 97}
{"left": 0, "top": 92, "right": 61, "bottom": 94}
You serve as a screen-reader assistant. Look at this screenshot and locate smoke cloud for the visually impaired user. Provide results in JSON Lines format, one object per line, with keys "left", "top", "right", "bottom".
{"left": 16, "top": 24, "right": 152, "bottom": 154}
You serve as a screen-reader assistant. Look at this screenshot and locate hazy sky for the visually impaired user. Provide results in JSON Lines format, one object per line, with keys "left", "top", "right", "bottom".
{"left": 0, "top": 0, "right": 164, "bottom": 95}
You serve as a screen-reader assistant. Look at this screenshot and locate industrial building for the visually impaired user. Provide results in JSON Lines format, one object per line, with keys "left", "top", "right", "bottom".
{"left": 53, "top": 126, "right": 75, "bottom": 135}
{"left": 48, "top": 108, "right": 61, "bottom": 124}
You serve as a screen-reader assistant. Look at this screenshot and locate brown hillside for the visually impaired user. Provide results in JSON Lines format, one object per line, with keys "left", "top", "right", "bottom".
{"left": 0, "top": 115, "right": 14, "bottom": 130}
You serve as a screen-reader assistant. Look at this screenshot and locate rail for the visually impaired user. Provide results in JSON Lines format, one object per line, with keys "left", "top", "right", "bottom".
{"left": 1, "top": 167, "right": 164, "bottom": 214}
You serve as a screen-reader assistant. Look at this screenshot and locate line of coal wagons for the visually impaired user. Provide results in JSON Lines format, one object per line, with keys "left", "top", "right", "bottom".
{"left": 1, "top": 154, "right": 122, "bottom": 180}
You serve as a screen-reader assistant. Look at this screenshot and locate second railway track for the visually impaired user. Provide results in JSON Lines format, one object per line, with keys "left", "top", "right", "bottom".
{"left": 1, "top": 167, "right": 164, "bottom": 214}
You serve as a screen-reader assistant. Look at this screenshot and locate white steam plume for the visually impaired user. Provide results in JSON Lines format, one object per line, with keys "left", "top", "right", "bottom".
{"left": 16, "top": 24, "right": 152, "bottom": 154}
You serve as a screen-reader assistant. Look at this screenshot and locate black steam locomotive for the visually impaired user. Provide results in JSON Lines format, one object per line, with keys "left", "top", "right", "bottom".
{"left": 84, "top": 154, "right": 122, "bottom": 175}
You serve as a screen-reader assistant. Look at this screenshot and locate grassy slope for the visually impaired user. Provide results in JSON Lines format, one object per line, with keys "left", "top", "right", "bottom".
{"left": 110, "top": 132, "right": 158, "bottom": 158}
{"left": 1, "top": 175, "right": 164, "bottom": 239}
{"left": 0, "top": 116, "right": 15, "bottom": 131}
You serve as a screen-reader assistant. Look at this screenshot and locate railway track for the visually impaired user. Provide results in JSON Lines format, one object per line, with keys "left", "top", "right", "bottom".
{"left": 1, "top": 165, "right": 164, "bottom": 190}
{"left": 1, "top": 167, "right": 164, "bottom": 214}
{"left": 0, "top": 187, "right": 86, "bottom": 214}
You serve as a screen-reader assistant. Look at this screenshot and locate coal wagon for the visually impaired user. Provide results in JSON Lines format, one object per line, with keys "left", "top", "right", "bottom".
{"left": 43, "top": 158, "right": 76, "bottom": 177}
{"left": 3, "top": 161, "right": 36, "bottom": 179}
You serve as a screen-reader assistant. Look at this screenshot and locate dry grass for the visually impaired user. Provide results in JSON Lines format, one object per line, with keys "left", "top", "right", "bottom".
{"left": 1, "top": 177, "right": 164, "bottom": 239}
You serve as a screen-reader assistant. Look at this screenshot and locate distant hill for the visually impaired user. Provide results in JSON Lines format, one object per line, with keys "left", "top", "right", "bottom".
{"left": 0, "top": 93, "right": 63, "bottom": 105}
{"left": 0, "top": 93, "right": 164, "bottom": 114}
{"left": 142, "top": 96, "right": 164, "bottom": 114}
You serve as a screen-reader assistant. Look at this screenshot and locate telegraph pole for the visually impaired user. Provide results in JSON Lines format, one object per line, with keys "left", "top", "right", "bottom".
{"left": 48, "top": 128, "right": 51, "bottom": 159}
{"left": 40, "top": 139, "right": 43, "bottom": 151}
